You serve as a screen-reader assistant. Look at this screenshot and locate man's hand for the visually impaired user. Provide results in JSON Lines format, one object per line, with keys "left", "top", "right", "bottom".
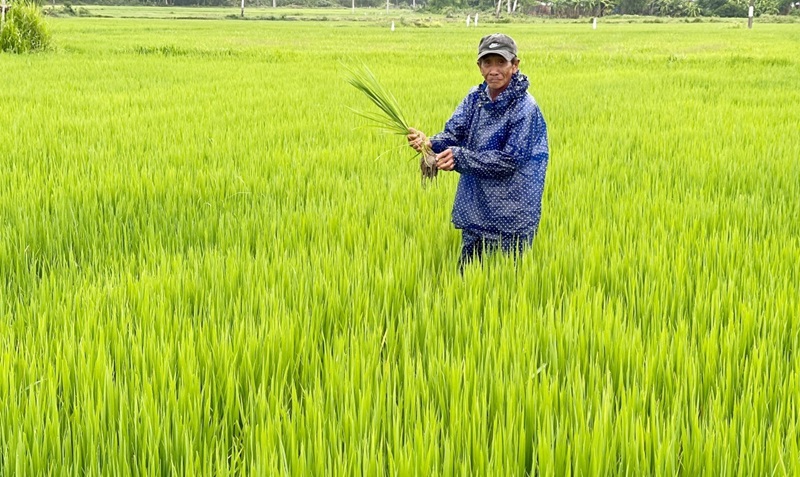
{"left": 436, "top": 149, "right": 455, "bottom": 171}
{"left": 407, "top": 127, "right": 431, "bottom": 153}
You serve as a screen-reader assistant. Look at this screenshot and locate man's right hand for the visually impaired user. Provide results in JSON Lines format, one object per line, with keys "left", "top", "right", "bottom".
{"left": 407, "top": 128, "right": 431, "bottom": 153}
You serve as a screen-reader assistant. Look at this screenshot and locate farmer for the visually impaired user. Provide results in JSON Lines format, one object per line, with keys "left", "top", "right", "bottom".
{"left": 407, "top": 33, "right": 549, "bottom": 270}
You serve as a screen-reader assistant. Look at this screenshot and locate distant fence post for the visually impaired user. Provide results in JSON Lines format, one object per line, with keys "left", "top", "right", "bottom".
{"left": 1, "top": 0, "right": 7, "bottom": 26}
{"left": 747, "top": 0, "right": 754, "bottom": 28}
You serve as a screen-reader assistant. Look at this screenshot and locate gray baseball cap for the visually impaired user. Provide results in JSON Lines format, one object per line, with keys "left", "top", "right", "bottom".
{"left": 477, "top": 33, "right": 517, "bottom": 62}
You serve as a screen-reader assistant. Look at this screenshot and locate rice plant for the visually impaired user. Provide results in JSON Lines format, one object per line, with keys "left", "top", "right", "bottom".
{"left": 344, "top": 64, "right": 438, "bottom": 183}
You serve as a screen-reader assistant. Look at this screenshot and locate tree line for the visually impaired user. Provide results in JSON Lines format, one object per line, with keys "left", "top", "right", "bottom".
{"left": 33, "top": 0, "right": 800, "bottom": 17}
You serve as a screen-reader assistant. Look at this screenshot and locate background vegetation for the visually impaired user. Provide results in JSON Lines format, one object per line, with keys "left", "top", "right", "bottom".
{"left": 2, "top": 16, "right": 799, "bottom": 476}
{"left": 0, "top": 1, "right": 51, "bottom": 52}
{"left": 17, "top": 0, "right": 800, "bottom": 19}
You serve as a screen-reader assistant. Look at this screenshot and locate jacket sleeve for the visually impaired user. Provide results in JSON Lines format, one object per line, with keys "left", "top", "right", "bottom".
{"left": 452, "top": 104, "right": 547, "bottom": 179}
{"left": 429, "top": 93, "right": 474, "bottom": 153}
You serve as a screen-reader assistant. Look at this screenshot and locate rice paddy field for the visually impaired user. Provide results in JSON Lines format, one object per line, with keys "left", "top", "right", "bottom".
{"left": 1, "top": 13, "right": 800, "bottom": 475}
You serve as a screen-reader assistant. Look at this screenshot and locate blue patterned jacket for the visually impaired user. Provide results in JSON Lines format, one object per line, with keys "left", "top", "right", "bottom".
{"left": 430, "top": 72, "right": 549, "bottom": 237}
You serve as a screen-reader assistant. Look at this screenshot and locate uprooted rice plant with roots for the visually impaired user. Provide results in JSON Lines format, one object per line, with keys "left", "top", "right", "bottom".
{"left": 345, "top": 64, "right": 439, "bottom": 184}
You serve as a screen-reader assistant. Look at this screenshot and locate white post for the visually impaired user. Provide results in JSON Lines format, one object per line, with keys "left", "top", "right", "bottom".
{"left": 474, "top": 13, "right": 479, "bottom": 25}
{"left": 466, "top": 14, "right": 471, "bottom": 26}
{"left": 748, "top": 4, "right": 754, "bottom": 28}
{"left": 386, "top": 0, "right": 389, "bottom": 13}
{"left": 1, "top": 0, "right": 6, "bottom": 25}
{"left": 240, "top": 0, "right": 245, "bottom": 17}
{"left": 592, "top": 17, "right": 597, "bottom": 29}
{"left": 391, "top": 21, "right": 394, "bottom": 30}
{"left": 351, "top": 0, "right": 354, "bottom": 12}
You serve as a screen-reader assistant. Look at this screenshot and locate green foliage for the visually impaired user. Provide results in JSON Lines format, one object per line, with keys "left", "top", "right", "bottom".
{"left": 701, "top": 0, "right": 787, "bottom": 16}
{"left": 617, "top": 0, "right": 649, "bottom": 14}
{"left": 647, "top": 0, "right": 696, "bottom": 15}
{"left": 0, "top": 1, "right": 51, "bottom": 53}
{"left": 713, "top": 0, "right": 747, "bottom": 14}
{"left": 750, "top": 0, "right": 786, "bottom": 14}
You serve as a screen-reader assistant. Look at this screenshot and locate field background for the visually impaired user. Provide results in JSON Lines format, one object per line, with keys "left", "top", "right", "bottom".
{"left": 1, "top": 14, "right": 800, "bottom": 475}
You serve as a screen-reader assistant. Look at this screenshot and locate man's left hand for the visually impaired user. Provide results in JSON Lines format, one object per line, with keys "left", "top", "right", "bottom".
{"left": 436, "top": 149, "right": 455, "bottom": 171}
{"left": 407, "top": 128, "right": 430, "bottom": 153}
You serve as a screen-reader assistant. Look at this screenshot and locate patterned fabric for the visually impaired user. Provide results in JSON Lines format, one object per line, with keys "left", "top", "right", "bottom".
{"left": 430, "top": 72, "right": 549, "bottom": 236}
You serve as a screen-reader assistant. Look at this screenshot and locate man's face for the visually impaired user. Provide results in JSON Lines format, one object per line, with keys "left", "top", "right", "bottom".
{"left": 478, "top": 54, "right": 519, "bottom": 92}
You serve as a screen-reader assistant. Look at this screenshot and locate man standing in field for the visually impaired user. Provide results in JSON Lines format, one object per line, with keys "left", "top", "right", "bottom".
{"left": 407, "top": 33, "right": 549, "bottom": 270}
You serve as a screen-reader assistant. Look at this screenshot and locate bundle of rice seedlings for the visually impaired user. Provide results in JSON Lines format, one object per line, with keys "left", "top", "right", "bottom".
{"left": 344, "top": 64, "right": 438, "bottom": 184}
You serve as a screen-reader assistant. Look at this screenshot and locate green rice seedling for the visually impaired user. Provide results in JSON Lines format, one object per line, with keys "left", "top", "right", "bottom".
{"left": 344, "top": 64, "right": 438, "bottom": 184}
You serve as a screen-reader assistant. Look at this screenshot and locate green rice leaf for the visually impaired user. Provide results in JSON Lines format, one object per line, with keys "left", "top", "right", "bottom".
{"left": 344, "top": 64, "right": 411, "bottom": 136}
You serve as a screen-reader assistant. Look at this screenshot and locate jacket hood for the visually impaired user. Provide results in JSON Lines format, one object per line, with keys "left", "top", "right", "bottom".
{"left": 478, "top": 72, "right": 530, "bottom": 111}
